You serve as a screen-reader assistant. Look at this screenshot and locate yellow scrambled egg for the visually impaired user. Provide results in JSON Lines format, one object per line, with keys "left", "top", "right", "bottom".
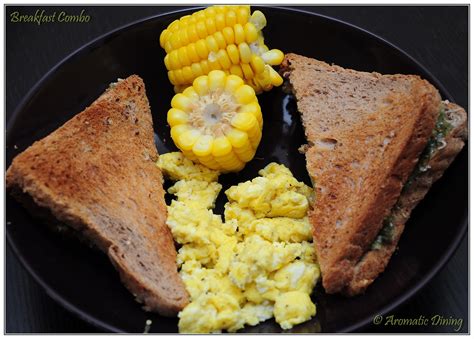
{"left": 157, "top": 152, "right": 219, "bottom": 182}
{"left": 158, "top": 153, "right": 320, "bottom": 333}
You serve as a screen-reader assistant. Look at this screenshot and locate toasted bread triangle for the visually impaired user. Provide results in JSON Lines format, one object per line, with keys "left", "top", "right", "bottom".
{"left": 281, "top": 54, "right": 442, "bottom": 294}
{"left": 6, "top": 75, "right": 189, "bottom": 315}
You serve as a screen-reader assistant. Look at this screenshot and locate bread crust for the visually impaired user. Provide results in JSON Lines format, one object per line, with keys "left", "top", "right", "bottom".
{"left": 6, "top": 75, "right": 189, "bottom": 315}
{"left": 344, "top": 102, "right": 467, "bottom": 295}
{"left": 281, "top": 54, "right": 444, "bottom": 294}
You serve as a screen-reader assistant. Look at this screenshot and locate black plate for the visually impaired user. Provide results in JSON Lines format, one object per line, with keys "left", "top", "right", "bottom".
{"left": 6, "top": 6, "right": 468, "bottom": 333}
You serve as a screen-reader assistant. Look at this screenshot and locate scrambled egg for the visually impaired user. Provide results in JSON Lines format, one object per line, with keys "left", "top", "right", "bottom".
{"left": 158, "top": 153, "right": 320, "bottom": 333}
{"left": 157, "top": 152, "right": 219, "bottom": 182}
{"left": 225, "top": 163, "right": 314, "bottom": 219}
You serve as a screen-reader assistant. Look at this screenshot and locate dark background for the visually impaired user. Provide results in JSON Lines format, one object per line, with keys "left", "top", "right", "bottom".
{"left": 5, "top": 5, "right": 468, "bottom": 333}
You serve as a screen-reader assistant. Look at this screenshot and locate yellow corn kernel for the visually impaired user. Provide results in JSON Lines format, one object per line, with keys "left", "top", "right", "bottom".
{"left": 217, "top": 158, "right": 245, "bottom": 173}
{"left": 225, "top": 10, "right": 237, "bottom": 26}
{"left": 197, "top": 153, "right": 215, "bottom": 163}
{"left": 229, "top": 64, "right": 244, "bottom": 79}
{"left": 215, "top": 13, "right": 226, "bottom": 31}
{"left": 241, "top": 63, "right": 254, "bottom": 80}
{"left": 195, "top": 39, "right": 209, "bottom": 59}
{"left": 234, "top": 85, "right": 256, "bottom": 104}
{"left": 193, "top": 75, "right": 209, "bottom": 96}
{"left": 193, "top": 134, "right": 214, "bottom": 156}
{"left": 237, "top": 7, "right": 249, "bottom": 25}
{"left": 168, "top": 19, "right": 180, "bottom": 32}
{"left": 226, "top": 44, "right": 240, "bottom": 64}
{"left": 193, "top": 10, "right": 206, "bottom": 22}
{"left": 170, "top": 32, "right": 181, "bottom": 50}
{"left": 167, "top": 108, "right": 188, "bottom": 127}
{"left": 208, "top": 57, "right": 221, "bottom": 71}
{"left": 179, "top": 15, "right": 192, "bottom": 26}
{"left": 204, "top": 6, "right": 217, "bottom": 18}
{"left": 250, "top": 10, "right": 267, "bottom": 30}
{"left": 178, "top": 46, "right": 191, "bottom": 67}
{"left": 200, "top": 60, "right": 211, "bottom": 74}
{"left": 212, "top": 136, "right": 232, "bottom": 157}
{"left": 170, "top": 124, "right": 189, "bottom": 143}
{"left": 196, "top": 21, "right": 208, "bottom": 39}
{"left": 182, "top": 66, "right": 194, "bottom": 84}
{"left": 216, "top": 49, "right": 232, "bottom": 70}
{"left": 261, "top": 49, "right": 285, "bottom": 66}
{"left": 173, "top": 85, "right": 187, "bottom": 93}
{"left": 182, "top": 149, "right": 199, "bottom": 162}
{"left": 244, "top": 22, "right": 258, "bottom": 43}
{"left": 186, "top": 44, "right": 200, "bottom": 63}
{"left": 198, "top": 154, "right": 221, "bottom": 170}
{"left": 164, "top": 41, "right": 173, "bottom": 54}
{"left": 177, "top": 129, "right": 201, "bottom": 151}
{"left": 241, "top": 5, "right": 251, "bottom": 16}
{"left": 248, "top": 78, "right": 262, "bottom": 94}
{"left": 178, "top": 29, "right": 190, "bottom": 48}
{"left": 171, "top": 93, "right": 191, "bottom": 111}
{"left": 268, "top": 66, "right": 284, "bottom": 86}
{"left": 174, "top": 69, "right": 185, "bottom": 84}
{"left": 187, "top": 25, "right": 199, "bottom": 43}
{"left": 198, "top": 156, "right": 221, "bottom": 170}
{"left": 238, "top": 42, "right": 252, "bottom": 64}
{"left": 160, "top": 29, "right": 170, "bottom": 47}
{"left": 225, "top": 74, "right": 244, "bottom": 93}
{"left": 182, "top": 86, "right": 199, "bottom": 100}
{"left": 225, "top": 128, "right": 249, "bottom": 148}
{"left": 169, "top": 50, "right": 180, "bottom": 70}
{"left": 214, "top": 5, "right": 227, "bottom": 14}
{"left": 240, "top": 101, "right": 263, "bottom": 127}
{"left": 222, "top": 26, "right": 235, "bottom": 44}
{"left": 256, "top": 68, "right": 272, "bottom": 91}
{"left": 164, "top": 54, "right": 171, "bottom": 70}
{"left": 168, "top": 71, "right": 177, "bottom": 86}
{"left": 246, "top": 119, "right": 261, "bottom": 138}
{"left": 249, "top": 129, "right": 262, "bottom": 149}
{"left": 191, "top": 62, "right": 204, "bottom": 78}
{"left": 232, "top": 112, "right": 258, "bottom": 131}
{"left": 250, "top": 54, "right": 265, "bottom": 75}
{"left": 215, "top": 150, "right": 241, "bottom": 164}
{"left": 214, "top": 31, "right": 227, "bottom": 49}
{"left": 226, "top": 5, "right": 239, "bottom": 12}
{"left": 208, "top": 70, "right": 226, "bottom": 91}
{"left": 233, "top": 23, "right": 245, "bottom": 44}
{"left": 227, "top": 162, "right": 246, "bottom": 172}
{"left": 205, "top": 17, "right": 217, "bottom": 35}
{"left": 205, "top": 36, "right": 219, "bottom": 53}
{"left": 234, "top": 145, "right": 256, "bottom": 162}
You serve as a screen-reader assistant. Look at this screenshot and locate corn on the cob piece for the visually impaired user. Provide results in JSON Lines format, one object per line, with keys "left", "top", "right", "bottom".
{"left": 168, "top": 70, "right": 262, "bottom": 172}
{"left": 161, "top": 6, "right": 284, "bottom": 94}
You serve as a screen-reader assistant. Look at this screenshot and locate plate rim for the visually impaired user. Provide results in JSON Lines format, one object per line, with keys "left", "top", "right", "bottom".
{"left": 6, "top": 6, "right": 468, "bottom": 333}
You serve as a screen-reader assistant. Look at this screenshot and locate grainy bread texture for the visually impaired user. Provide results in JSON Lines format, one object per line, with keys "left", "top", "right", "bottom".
{"left": 281, "top": 54, "right": 443, "bottom": 294}
{"left": 6, "top": 75, "right": 189, "bottom": 315}
{"left": 345, "top": 101, "right": 467, "bottom": 295}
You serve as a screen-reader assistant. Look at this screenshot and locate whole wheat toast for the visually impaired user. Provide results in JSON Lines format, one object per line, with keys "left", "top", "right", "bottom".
{"left": 280, "top": 53, "right": 456, "bottom": 294}
{"left": 345, "top": 101, "right": 467, "bottom": 295}
{"left": 6, "top": 75, "right": 189, "bottom": 315}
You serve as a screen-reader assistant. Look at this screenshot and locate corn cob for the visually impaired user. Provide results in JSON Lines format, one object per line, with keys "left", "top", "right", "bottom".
{"left": 160, "top": 6, "right": 284, "bottom": 94}
{"left": 168, "top": 70, "right": 262, "bottom": 172}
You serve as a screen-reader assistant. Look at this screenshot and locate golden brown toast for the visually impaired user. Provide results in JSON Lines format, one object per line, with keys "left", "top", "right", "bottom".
{"left": 6, "top": 75, "right": 189, "bottom": 315}
{"left": 280, "top": 53, "right": 453, "bottom": 294}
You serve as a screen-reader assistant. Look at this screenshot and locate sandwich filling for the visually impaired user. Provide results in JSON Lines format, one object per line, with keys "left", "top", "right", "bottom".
{"left": 370, "top": 104, "right": 453, "bottom": 250}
